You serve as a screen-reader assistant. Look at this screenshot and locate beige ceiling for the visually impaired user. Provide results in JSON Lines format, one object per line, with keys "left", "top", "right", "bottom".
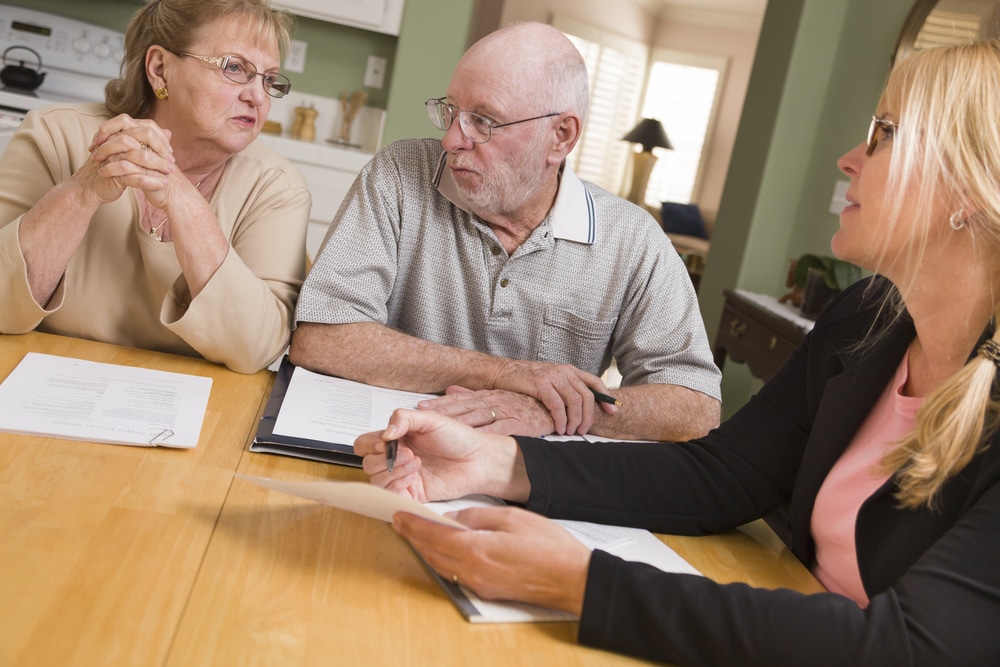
{"left": 639, "top": 0, "right": 768, "bottom": 20}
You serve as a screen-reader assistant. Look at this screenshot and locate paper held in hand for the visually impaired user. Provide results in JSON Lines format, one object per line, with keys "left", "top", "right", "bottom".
{"left": 0, "top": 352, "right": 212, "bottom": 448}
{"left": 238, "top": 474, "right": 702, "bottom": 624}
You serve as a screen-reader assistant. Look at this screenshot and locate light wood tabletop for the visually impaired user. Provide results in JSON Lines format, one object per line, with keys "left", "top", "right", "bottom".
{"left": 170, "top": 453, "right": 824, "bottom": 667}
{"left": 1, "top": 332, "right": 825, "bottom": 667}
{"left": 0, "top": 332, "right": 274, "bottom": 667}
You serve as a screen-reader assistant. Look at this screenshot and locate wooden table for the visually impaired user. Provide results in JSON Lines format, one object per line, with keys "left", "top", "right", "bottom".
{"left": 0, "top": 332, "right": 274, "bottom": 667}
{"left": 1, "top": 332, "right": 824, "bottom": 667}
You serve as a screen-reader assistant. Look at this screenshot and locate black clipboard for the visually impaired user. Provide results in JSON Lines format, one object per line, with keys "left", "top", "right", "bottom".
{"left": 250, "top": 357, "right": 363, "bottom": 468}
{"left": 407, "top": 544, "right": 484, "bottom": 621}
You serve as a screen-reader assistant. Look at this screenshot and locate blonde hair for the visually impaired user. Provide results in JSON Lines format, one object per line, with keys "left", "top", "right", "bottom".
{"left": 873, "top": 41, "right": 1000, "bottom": 509}
{"left": 105, "top": 0, "right": 293, "bottom": 118}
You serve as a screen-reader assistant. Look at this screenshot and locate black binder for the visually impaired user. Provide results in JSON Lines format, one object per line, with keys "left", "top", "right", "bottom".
{"left": 250, "top": 357, "right": 362, "bottom": 468}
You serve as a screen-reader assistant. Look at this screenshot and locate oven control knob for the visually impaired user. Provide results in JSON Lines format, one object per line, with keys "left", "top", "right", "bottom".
{"left": 93, "top": 42, "right": 112, "bottom": 59}
{"left": 73, "top": 37, "right": 92, "bottom": 55}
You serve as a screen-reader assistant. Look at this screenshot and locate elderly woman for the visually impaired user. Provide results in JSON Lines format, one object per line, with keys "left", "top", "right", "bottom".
{"left": 0, "top": 0, "right": 309, "bottom": 373}
{"left": 356, "top": 40, "right": 1000, "bottom": 665}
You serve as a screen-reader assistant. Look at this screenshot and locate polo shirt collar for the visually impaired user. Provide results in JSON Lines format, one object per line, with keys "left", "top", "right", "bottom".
{"left": 433, "top": 151, "right": 596, "bottom": 245}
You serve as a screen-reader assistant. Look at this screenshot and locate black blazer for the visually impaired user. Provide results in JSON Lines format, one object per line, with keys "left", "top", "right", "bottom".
{"left": 518, "top": 279, "right": 1000, "bottom": 666}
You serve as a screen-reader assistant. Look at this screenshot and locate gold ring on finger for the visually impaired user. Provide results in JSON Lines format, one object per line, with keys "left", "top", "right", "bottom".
{"left": 452, "top": 574, "right": 459, "bottom": 584}
{"left": 489, "top": 408, "right": 497, "bottom": 424}
{"left": 140, "top": 143, "right": 149, "bottom": 151}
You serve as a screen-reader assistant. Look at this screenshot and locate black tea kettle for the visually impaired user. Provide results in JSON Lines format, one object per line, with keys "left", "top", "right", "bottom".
{"left": 1, "top": 46, "right": 46, "bottom": 91}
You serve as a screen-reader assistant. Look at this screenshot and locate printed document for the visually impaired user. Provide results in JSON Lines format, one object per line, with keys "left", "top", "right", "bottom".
{"left": 0, "top": 352, "right": 212, "bottom": 448}
{"left": 238, "top": 475, "right": 702, "bottom": 623}
{"left": 272, "top": 365, "right": 434, "bottom": 445}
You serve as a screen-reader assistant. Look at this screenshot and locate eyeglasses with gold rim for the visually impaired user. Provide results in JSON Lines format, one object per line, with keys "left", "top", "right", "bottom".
{"left": 174, "top": 52, "right": 291, "bottom": 98}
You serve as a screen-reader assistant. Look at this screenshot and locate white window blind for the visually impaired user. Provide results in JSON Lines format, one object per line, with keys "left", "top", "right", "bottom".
{"left": 551, "top": 15, "right": 647, "bottom": 196}
{"left": 641, "top": 51, "right": 726, "bottom": 207}
{"left": 914, "top": 10, "right": 982, "bottom": 49}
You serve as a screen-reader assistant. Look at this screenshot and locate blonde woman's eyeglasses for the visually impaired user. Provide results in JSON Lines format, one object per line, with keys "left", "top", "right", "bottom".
{"left": 866, "top": 116, "right": 898, "bottom": 156}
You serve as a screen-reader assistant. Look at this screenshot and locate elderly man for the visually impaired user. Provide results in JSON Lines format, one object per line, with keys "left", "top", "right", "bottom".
{"left": 291, "top": 22, "right": 720, "bottom": 441}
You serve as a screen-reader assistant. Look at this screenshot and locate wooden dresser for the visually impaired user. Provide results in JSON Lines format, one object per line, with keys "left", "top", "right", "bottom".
{"left": 713, "top": 289, "right": 814, "bottom": 382}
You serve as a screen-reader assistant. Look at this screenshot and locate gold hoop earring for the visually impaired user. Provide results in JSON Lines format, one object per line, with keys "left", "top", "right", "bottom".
{"left": 949, "top": 209, "right": 965, "bottom": 230}
{"left": 154, "top": 86, "right": 169, "bottom": 100}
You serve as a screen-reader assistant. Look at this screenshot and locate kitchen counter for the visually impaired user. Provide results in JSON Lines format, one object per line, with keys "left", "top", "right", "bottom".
{"left": 256, "top": 131, "right": 375, "bottom": 259}
{"left": 255, "top": 90, "right": 384, "bottom": 258}
{"left": 256, "top": 133, "right": 373, "bottom": 173}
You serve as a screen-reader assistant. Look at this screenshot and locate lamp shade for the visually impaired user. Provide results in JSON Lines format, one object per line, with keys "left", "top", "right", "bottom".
{"left": 622, "top": 118, "right": 673, "bottom": 152}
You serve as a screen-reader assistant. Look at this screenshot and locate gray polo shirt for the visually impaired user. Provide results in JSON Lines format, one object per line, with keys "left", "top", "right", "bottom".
{"left": 296, "top": 139, "right": 720, "bottom": 399}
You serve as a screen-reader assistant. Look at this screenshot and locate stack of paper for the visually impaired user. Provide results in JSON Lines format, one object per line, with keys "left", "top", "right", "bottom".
{"left": 0, "top": 352, "right": 211, "bottom": 448}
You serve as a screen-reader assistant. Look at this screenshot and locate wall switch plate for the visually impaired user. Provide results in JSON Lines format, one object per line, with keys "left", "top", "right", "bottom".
{"left": 364, "top": 55, "right": 387, "bottom": 89}
{"left": 285, "top": 39, "right": 307, "bottom": 74}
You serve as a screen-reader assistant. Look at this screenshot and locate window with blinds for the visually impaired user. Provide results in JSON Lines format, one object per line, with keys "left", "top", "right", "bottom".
{"left": 552, "top": 16, "right": 727, "bottom": 210}
{"left": 641, "top": 51, "right": 727, "bottom": 207}
{"left": 914, "top": 10, "right": 982, "bottom": 49}
{"left": 551, "top": 15, "right": 647, "bottom": 196}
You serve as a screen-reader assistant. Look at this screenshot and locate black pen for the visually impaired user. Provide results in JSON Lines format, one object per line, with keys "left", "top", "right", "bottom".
{"left": 385, "top": 439, "right": 398, "bottom": 473}
{"left": 591, "top": 388, "right": 622, "bottom": 407}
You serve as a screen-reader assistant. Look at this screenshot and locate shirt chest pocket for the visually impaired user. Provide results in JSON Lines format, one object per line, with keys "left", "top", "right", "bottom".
{"left": 538, "top": 306, "right": 617, "bottom": 376}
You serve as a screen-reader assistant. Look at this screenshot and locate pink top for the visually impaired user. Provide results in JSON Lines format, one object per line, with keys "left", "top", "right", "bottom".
{"left": 810, "top": 350, "right": 923, "bottom": 607}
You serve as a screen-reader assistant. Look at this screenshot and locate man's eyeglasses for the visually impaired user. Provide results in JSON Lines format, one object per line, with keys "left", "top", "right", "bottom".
{"left": 175, "top": 52, "right": 291, "bottom": 98}
{"left": 867, "top": 116, "right": 899, "bottom": 156}
{"left": 425, "top": 98, "right": 561, "bottom": 144}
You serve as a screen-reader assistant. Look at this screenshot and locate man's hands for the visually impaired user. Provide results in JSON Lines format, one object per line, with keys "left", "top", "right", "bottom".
{"left": 291, "top": 323, "right": 621, "bottom": 437}
{"left": 419, "top": 387, "right": 556, "bottom": 436}
{"left": 491, "top": 359, "right": 603, "bottom": 434}
{"left": 419, "top": 356, "right": 622, "bottom": 437}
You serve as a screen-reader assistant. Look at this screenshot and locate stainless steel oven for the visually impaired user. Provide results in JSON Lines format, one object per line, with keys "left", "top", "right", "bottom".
{"left": 0, "top": 4, "right": 124, "bottom": 155}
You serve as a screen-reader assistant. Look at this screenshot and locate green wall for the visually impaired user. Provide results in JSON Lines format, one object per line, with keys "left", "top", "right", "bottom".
{"left": 280, "top": 15, "right": 396, "bottom": 108}
{"left": 699, "top": 0, "right": 916, "bottom": 419}
{"left": 381, "top": 0, "right": 475, "bottom": 144}
{"left": 784, "top": 0, "right": 915, "bottom": 259}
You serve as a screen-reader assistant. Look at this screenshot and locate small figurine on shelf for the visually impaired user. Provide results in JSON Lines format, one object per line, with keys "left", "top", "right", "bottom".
{"left": 778, "top": 254, "right": 861, "bottom": 319}
{"left": 778, "top": 258, "right": 804, "bottom": 307}
{"left": 334, "top": 89, "right": 367, "bottom": 146}
{"left": 292, "top": 103, "right": 317, "bottom": 142}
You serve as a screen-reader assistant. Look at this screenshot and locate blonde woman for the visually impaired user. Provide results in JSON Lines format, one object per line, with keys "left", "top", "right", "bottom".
{"left": 0, "top": 0, "right": 309, "bottom": 373}
{"left": 355, "top": 40, "right": 1000, "bottom": 665}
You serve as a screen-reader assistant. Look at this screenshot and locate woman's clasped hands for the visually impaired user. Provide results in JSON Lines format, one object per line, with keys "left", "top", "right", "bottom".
{"left": 354, "top": 409, "right": 591, "bottom": 615}
{"left": 82, "top": 114, "right": 175, "bottom": 206}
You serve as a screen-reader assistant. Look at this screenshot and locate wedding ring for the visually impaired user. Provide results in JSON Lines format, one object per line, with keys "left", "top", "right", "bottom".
{"left": 489, "top": 408, "right": 497, "bottom": 424}
{"left": 452, "top": 574, "right": 459, "bottom": 584}
{"left": 140, "top": 143, "right": 149, "bottom": 151}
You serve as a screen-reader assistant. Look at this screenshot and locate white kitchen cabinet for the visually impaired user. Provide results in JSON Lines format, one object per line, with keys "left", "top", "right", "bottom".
{"left": 257, "top": 134, "right": 373, "bottom": 259}
{"left": 276, "top": 0, "right": 404, "bottom": 35}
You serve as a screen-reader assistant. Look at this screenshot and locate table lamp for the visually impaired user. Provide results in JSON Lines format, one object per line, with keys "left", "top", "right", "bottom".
{"left": 622, "top": 118, "right": 672, "bottom": 206}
